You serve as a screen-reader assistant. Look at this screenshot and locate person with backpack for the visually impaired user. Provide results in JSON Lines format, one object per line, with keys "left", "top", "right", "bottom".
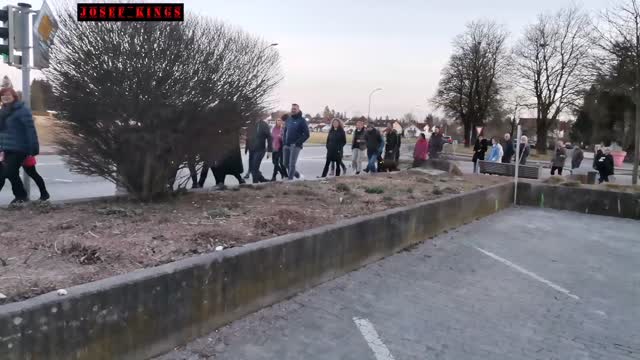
{"left": 0, "top": 87, "right": 41, "bottom": 203}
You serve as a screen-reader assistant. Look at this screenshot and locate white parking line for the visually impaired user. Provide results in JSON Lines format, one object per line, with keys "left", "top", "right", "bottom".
{"left": 474, "top": 246, "right": 580, "bottom": 300}
{"left": 353, "top": 317, "right": 396, "bottom": 360}
{"left": 54, "top": 179, "right": 73, "bottom": 183}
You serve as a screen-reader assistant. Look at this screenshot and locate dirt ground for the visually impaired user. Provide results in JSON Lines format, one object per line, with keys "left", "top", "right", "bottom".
{"left": 0, "top": 172, "right": 507, "bottom": 304}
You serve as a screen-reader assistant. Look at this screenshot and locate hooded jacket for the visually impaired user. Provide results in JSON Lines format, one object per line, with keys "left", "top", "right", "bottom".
{"left": 283, "top": 113, "right": 310, "bottom": 148}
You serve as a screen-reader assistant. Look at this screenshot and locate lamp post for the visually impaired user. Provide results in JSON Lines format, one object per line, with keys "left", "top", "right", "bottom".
{"left": 367, "top": 88, "right": 382, "bottom": 122}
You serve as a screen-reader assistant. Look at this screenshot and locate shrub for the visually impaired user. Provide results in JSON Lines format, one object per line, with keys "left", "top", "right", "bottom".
{"left": 336, "top": 183, "right": 351, "bottom": 193}
{"left": 48, "top": 10, "right": 281, "bottom": 200}
{"left": 364, "top": 187, "right": 385, "bottom": 194}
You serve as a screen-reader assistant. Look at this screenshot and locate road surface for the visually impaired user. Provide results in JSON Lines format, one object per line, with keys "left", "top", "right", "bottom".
{"left": 156, "top": 207, "right": 640, "bottom": 360}
{"left": 0, "top": 147, "right": 337, "bottom": 205}
{"left": 0, "top": 146, "right": 636, "bottom": 205}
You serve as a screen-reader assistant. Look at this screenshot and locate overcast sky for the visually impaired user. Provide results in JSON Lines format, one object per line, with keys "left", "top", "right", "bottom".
{"left": 1, "top": 0, "right": 607, "bottom": 119}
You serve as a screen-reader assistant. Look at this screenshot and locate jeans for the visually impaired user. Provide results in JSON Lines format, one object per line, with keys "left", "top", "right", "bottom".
{"left": 551, "top": 166, "right": 563, "bottom": 175}
{"left": 352, "top": 148, "right": 365, "bottom": 173}
{"left": 271, "top": 150, "right": 288, "bottom": 180}
{"left": 283, "top": 145, "right": 302, "bottom": 180}
{"left": 0, "top": 151, "right": 28, "bottom": 200}
{"left": 249, "top": 150, "right": 266, "bottom": 183}
{"left": 366, "top": 152, "right": 378, "bottom": 173}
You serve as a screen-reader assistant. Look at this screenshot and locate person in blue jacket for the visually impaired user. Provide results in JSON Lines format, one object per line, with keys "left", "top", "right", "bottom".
{"left": 0, "top": 87, "right": 40, "bottom": 203}
{"left": 487, "top": 137, "right": 504, "bottom": 162}
{"left": 282, "top": 103, "right": 310, "bottom": 180}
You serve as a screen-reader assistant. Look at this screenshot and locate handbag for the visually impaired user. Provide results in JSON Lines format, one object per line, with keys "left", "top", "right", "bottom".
{"left": 23, "top": 155, "right": 36, "bottom": 167}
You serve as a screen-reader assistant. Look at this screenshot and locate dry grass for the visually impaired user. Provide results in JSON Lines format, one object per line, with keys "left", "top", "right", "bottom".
{"left": 0, "top": 172, "right": 507, "bottom": 304}
{"left": 307, "top": 132, "right": 354, "bottom": 145}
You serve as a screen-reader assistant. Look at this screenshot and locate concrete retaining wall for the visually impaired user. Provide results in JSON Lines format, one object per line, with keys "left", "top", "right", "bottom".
{"left": 517, "top": 181, "right": 640, "bottom": 219}
{"left": 0, "top": 183, "right": 513, "bottom": 360}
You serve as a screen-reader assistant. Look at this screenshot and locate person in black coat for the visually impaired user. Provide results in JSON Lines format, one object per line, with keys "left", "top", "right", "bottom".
{"left": 502, "top": 133, "right": 515, "bottom": 163}
{"left": 245, "top": 118, "right": 273, "bottom": 183}
{"left": 364, "top": 123, "right": 383, "bottom": 173}
{"left": 383, "top": 123, "right": 401, "bottom": 171}
{"left": 429, "top": 127, "right": 444, "bottom": 159}
{"left": 320, "top": 119, "right": 347, "bottom": 177}
{"left": 199, "top": 127, "right": 246, "bottom": 189}
{"left": 595, "top": 148, "right": 614, "bottom": 183}
{"left": 472, "top": 135, "right": 488, "bottom": 173}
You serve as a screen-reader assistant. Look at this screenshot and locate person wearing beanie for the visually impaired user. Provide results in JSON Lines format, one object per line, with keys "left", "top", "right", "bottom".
{"left": 0, "top": 86, "right": 42, "bottom": 203}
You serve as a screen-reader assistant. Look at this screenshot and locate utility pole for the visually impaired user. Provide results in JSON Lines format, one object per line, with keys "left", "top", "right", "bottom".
{"left": 633, "top": 33, "right": 640, "bottom": 185}
{"left": 18, "top": 3, "right": 32, "bottom": 195}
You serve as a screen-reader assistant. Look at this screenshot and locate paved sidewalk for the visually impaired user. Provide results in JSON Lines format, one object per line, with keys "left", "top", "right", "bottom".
{"left": 157, "top": 208, "right": 640, "bottom": 360}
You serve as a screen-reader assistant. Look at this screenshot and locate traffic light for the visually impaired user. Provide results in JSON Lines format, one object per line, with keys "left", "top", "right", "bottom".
{"left": 0, "top": 6, "right": 15, "bottom": 65}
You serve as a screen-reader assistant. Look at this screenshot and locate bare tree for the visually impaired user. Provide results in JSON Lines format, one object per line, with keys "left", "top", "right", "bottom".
{"left": 596, "top": 0, "right": 640, "bottom": 184}
{"left": 46, "top": 5, "right": 281, "bottom": 199}
{"left": 513, "top": 7, "right": 593, "bottom": 154}
{"left": 402, "top": 112, "right": 417, "bottom": 124}
{"left": 432, "top": 20, "right": 509, "bottom": 147}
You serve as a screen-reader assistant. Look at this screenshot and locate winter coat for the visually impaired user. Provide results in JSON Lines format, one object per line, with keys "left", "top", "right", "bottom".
{"left": 472, "top": 139, "right": 488, "bottom": 162}
{"left": 246, "top": 120, "right": 273, "bottom": 153}
{"left": 593, "top": 150, "right": 604, "bottom": 170}
{"left": 365, "top": 128, "right": 383, "bottom": 154}
{"left": 352, "top": 127, "right": 366, "bottom": 150}
{"left": 271, "top": 126, "right": 284, "bottom": 153}
{"left": 212, "top": 128, "right": 244, "bottom": 175}
{"left": 488, "top": 143, "right": 503, "bottom": 162}
{"left": 0, "top": 101, "right": 39, "bottom": 155}
{"left": 325, "top": 127, "right": 346, "bottom": 161}
{"left": 596, "top": 153, "right": 614, "bottom": 176}
{"left": 571, "top": 148, "right": 584, "bottom": 169}
{"left": 551, "top": 147, "right": 567, "bottom": 168}
{"left": 385, "top": 129, "right": 401, "bottom": 157}
{"left": 414, "top": 138, "right": 428, "bottom": 161}
{"left": 429, "top": 133, "right": 444, "bottom": 158}
{"left": 518, "top": 143, "right": 530, "bottom": 165}
{"left": 283, "top": 113, "right": 310, "bottom": 148}
{"left": 502, "top": 139, "right": 515, "bottom": 163}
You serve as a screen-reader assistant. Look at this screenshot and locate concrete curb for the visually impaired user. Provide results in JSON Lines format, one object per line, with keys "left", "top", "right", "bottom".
{"left": 0, "top": 182, "right": 513, "bottom": 360}
{"left": 516, "top": 181, "right": 640, "bottom": 219}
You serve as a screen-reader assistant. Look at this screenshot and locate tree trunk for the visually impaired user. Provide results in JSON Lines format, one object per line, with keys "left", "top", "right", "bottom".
{"left": 464, "top": 121, "right": 472, "bottom": 148}
{"left": 536, "top": 121, "right": 548, "bottom": 155}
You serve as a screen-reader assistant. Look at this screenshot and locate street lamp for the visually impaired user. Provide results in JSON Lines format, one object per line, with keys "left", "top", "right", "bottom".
{"left": 367, "top": 88, "right": 382, "bottom": 121}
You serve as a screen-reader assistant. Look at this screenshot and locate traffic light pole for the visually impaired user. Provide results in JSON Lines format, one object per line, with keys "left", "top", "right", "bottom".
{"left": 18, "top": 3, "right": 31, "bottom": 196}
